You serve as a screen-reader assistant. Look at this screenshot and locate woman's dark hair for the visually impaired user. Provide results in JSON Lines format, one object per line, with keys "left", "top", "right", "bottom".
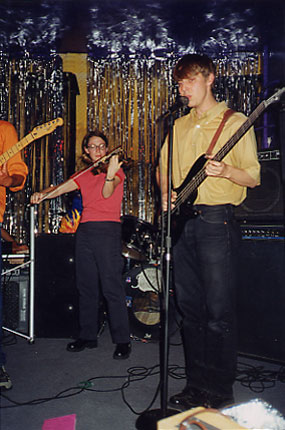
{"left": 81, "top": 130, "right": 109, "bottom": 163}
{"left": 82, "top": 130, "right": 108, "bottom": 151}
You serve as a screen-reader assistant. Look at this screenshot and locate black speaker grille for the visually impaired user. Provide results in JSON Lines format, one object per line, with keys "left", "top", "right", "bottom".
{"left": 35, "top": 234, "right": 79, "bottom": 338}
{"left": 237, "top": 236, "right": 285, "bottom": 363}
{"left": 1, "top": 269, "right": 29, "bottom": 332}
{"left": 235, "top": 153, "right": 284, "bottom": 222}
{"left": 2, "top": 281, "right": 19, "bottom": 329}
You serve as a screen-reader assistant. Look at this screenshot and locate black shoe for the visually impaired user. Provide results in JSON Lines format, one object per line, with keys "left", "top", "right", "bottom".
{"left": 169, "top": 386, "right": 208, "bottom": 411}
{"left": 206, "top": 393, "right": 234, "bottom": 409}
{"left": 113, "top": 343, "right": 131, "bottom": 360}
{"left": 66, "top": 338, "right": 98, "bottom": 352}
{"left": 0, "top": 366, "right": 12, "bottom": 390}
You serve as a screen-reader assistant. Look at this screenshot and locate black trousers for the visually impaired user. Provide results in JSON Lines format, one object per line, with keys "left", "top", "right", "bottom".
{"left": 75, "top": 221, "right": 130, "bottom": 344}
{"left": 173, "top": 204, "right": 241, "bottom": 397}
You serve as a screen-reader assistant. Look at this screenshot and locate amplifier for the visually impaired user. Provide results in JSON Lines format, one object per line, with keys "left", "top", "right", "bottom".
{"left": 235, "top": 150, "right": 284, "bottom": 222}
{"left": 34, "top": 234, "right": 79, "bottom": 338}
{"left": 238, "top": 224, "right": 285, "bottom": 362}
{"left": 1, "top": 267, "right": 29, "bottom": 333}
{"left": 257, "top": 149, "right": 280, "bottom": 161}
{"left": 239, "top": 223, "right": 285, "bottom": 240}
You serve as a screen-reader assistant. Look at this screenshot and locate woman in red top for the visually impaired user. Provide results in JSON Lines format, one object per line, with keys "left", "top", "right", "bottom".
{"left": 31, "top": 131, "right": 131, "bottom": 359}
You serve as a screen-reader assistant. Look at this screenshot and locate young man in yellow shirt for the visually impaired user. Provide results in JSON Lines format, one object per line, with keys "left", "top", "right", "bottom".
{"left": 158, "top": 54, "right": 260, "bottom": 409}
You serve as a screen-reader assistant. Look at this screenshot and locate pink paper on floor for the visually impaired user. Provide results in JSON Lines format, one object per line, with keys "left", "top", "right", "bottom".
{"left": 42, "top": 414, "right": 76, "bottom": 430}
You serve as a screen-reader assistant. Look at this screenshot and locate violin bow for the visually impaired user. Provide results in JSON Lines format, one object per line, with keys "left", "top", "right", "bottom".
{"left": 37, "top": 146, "right": 123, "bottom": 203}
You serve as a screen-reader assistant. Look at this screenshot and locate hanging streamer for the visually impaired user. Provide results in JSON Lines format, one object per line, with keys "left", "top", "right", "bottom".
{"left": 0, "top": 50, "right": 262, "bottom": 239}
{"left": 0, "top": 53, "right": 65, "bottom": 240}
{"left": 87, "top": 53, "right": 262, "bottom": 223}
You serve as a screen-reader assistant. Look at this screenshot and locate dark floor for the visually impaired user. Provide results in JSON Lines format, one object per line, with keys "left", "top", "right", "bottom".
{"left": 1, "top": 322, "right": 285, "bottom": 430}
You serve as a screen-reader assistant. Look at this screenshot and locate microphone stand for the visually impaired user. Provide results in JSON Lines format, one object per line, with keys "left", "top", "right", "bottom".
{"left": 136, "top": 112, "right": 179, "bottom": 430}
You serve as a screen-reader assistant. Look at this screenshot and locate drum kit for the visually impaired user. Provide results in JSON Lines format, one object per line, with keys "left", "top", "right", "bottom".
{"left": 121, "top": 215, "right": 178, "bottom": 341}
{"left": 121, "top": 215, "right": 159, "bottom": 263}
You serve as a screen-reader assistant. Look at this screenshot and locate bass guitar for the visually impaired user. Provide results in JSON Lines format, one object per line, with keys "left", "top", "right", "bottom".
{"left": 0, "top": 117, "right": 63, "bottom": 167}
{"left": 166, "top": 87, "right": 285, "bottom": 239}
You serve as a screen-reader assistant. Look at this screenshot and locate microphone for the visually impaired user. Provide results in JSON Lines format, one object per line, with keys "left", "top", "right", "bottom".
{"left": 160, "top": 96, "right": 189, "bottom": 119}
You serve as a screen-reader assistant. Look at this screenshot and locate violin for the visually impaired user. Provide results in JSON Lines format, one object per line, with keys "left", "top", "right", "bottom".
{"left": 32, "top": 146, "right": 134, "bottom": 204}
{"left": 82, "top": 146, "right": 134, "bottom": 175}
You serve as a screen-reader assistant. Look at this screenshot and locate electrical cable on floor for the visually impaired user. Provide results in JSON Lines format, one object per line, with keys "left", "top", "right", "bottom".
{"left": 1, "top": 361, "right": 284, "bottom": 412}
{"left": 167, "top": 364, "right": 186, "bottom": 380}
{"left": 120, "top": 365, "right": 161, "bottom": 415}
{"left": 0, "top": 365, "right": 161, "bottom": 412}
{"left": 79, "top": 364, "right": 162, "bottom": 415}
{"left": 236, "top": 361, "right": 285, "bottom": 392}
{"left": 166, "top": 361, "right": 285, "bottom": 394}
{"left": 0, "top": 386, "right": 86, "bottom": 408}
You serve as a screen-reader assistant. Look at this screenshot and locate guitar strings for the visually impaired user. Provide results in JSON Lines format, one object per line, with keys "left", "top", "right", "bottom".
{"left": 167, "top": 100, "right": 266, "bottom": 219}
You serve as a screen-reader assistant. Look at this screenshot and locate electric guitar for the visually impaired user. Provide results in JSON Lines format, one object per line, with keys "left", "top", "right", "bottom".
{"left": 165, "top": 87, "right": 285, "bottom": 239}
{"left": 0, "top": 117, "right": 63, "bottom": 167}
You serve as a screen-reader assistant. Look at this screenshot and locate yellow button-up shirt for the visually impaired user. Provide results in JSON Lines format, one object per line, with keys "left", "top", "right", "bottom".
{"left": 160, "top": 101, "right": 260, "bottom": 206}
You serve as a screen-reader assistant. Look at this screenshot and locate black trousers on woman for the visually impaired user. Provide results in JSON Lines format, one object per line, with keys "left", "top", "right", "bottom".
{"left": 75, "top": 221, "right": 130, "bottom": 344}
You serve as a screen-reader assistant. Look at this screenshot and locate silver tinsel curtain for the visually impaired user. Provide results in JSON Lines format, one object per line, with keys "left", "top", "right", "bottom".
{"left": 88, "top": 56, "right": 179, "bottom": 223}
{"left": 0, "top": 51, "right": 262, "bottom": 239}
{"left": 87, "top": 52, "right": 262, "bottom": 223}
{"left": 0, "top": 53, "right": 65, "bottom": 241}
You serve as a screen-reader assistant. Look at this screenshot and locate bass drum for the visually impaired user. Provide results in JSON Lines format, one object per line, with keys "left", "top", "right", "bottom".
{"left": 124, "top": 264, "right": 179, "bottom": 341}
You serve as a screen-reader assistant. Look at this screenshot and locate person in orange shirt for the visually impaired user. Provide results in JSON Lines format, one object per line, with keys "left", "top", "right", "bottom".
{"left": 0, "top": 120, "right": 28, "bottom": 389}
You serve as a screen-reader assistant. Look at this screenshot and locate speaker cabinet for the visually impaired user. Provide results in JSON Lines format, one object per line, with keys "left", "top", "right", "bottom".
{"left": 2, "top": 267, "right": 29, "bottom": 333}
{"left": 237, "top": 229, "right": 285, "bottom": 363}
{"left": 235, "top": 151, "right": 284, "bottom": 222}
{"left": 35, "top": 234, "right": 79, "bottom": 338}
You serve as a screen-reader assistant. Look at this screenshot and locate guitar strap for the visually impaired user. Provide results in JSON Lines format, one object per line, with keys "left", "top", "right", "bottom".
{"left": 206, "top": 108, "right": 235, "bottom": 156}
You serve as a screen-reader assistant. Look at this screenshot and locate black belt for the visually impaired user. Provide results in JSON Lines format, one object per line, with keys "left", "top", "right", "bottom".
{"left": 191, "top": 204, "right": 234, "bottom": 217}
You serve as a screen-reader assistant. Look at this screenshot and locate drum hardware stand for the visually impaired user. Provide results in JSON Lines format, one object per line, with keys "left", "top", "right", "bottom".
{"left": 136, "top": 109, "right": 180, "bottom": 429}
{"left": 2, "top": 206, "right": 35, "bottom": 343}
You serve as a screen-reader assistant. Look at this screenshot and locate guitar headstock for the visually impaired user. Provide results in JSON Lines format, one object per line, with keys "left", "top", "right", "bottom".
{"left": 31, "top": 117, "right": 63, "bottom": 139}
{"left": 264, "top": 87, "right": 285, "bottom": 108}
